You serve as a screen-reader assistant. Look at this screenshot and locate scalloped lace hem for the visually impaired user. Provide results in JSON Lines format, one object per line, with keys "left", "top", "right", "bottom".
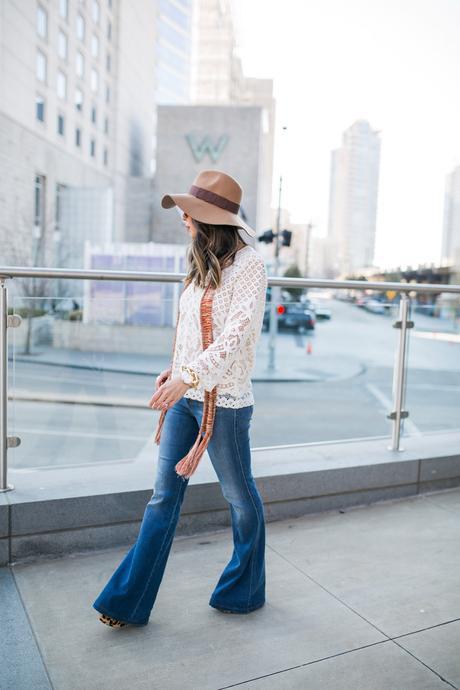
{"left": 183, "top": 387, "right": 254, "bottom": 408}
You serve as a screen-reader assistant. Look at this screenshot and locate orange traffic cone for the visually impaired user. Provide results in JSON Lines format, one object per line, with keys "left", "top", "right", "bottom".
{"left": 306, "top": 340, "right": 313, "bottom": 355}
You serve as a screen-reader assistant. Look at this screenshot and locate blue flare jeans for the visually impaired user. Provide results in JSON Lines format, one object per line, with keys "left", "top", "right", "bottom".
{"left": 92, "top": 395, "right": 266, "bottom": 625}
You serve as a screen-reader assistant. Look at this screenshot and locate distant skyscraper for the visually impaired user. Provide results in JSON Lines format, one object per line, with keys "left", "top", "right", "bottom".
{"left": 191, "top": 0, "right": 237, "bottom": 103}
{"left": 327, "top": 120, "right": 381, "bottom": 276}
{"left": 155, "top": 0, "right": 193, "bottom": 105}
{"left": 441, "top": 165, "right": 460, "bottom": 268}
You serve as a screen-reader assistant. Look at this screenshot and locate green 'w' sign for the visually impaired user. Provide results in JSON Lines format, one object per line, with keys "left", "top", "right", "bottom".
{"left": 186, "top": 134, "right": 229, "bottom": 163}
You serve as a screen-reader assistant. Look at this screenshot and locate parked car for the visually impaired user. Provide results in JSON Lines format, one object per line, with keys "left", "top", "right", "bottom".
{"left": 364, "top": 298, "right": 386, "bottom": 314}
{"left": 263, "top": 302, "right": 315, "bottom": 333}
{"left": 309, "top": 301, "right": 332, "bottom": 320}
{"left": 414, "top": 303, "right": 436, "bottom": 317}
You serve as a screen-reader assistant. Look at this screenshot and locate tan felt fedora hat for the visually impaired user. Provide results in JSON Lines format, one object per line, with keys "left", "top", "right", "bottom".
{"left": 161, "top": 169, "right": 256, "bottom": 237}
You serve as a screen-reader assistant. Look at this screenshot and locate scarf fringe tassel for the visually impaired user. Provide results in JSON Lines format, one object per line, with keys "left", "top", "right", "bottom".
{"left": 153, "top": 282, "right": 217, "bottom": 480}
{"left": 154, "top": 389, "right": 216, "bottom": 480}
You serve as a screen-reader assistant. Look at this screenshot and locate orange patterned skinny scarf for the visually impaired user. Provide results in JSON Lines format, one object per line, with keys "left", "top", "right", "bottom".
{"left": 154, "top": 282, "right": 217, "bottom": 480}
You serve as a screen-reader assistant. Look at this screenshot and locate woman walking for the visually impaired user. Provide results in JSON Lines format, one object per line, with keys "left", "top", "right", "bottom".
{"left": 93, "top": 170, "right": 268, "bottom": 628}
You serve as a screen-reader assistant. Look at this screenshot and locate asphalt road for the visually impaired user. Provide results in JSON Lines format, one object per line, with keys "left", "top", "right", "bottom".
{"left": 7, "top": 298, "right": 460, "bottom": 469}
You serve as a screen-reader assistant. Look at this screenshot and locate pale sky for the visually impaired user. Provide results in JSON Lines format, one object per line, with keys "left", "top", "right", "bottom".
{"left": 233, "top": 0, "right": 460, "bottom": 270}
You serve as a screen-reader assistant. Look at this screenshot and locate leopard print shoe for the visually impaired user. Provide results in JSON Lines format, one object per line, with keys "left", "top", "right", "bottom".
{"left": 98, "top": 613, "right": 129, "bottom": 628}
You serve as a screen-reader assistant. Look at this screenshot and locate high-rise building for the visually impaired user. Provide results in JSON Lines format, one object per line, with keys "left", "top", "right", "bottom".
{"left": 441, "top": 164, "right": 460, "bottom": 269}
{"left": 191, "top": 0, "right": 236, "bottom": 103}
{"left": 155, "top": 0, "right": 193, "bottom": 105}
{"left": 0, "top": 0, "right": 194, "bottom": 270}
{"left": 190, "top": 0, "right": 275, "bottom": 233}
{"left": 327, "top": 120, "right": 381, "bottom": 277}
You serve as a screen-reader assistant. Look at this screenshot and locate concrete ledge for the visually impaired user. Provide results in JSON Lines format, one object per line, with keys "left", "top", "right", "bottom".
{"left": 2, "top": 430, "right": 460, "bottom": 565}
{"left": 0, "top": 494, "right": 8, "bottom": 538}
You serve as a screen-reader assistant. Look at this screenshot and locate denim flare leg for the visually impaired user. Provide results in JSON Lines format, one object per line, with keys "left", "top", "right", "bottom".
{"left": 92, "top": 395, "right": 266, "bottom": 625}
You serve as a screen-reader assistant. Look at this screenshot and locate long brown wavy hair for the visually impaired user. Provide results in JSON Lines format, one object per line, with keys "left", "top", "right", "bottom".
{"left": 183, "top": 219, "right": 248, "bottom": 290}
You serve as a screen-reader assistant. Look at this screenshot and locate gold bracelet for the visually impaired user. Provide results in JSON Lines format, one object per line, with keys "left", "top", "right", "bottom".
{"left": 180, "top": 365, "right": 200, "bottom": 389}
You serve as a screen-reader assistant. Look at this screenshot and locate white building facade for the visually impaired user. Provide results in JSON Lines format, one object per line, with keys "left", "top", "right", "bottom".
{"left": 0, "top": 0, "right": 193, "bottom": 269}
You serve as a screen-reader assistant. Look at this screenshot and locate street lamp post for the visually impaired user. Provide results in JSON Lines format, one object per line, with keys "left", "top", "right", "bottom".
{"left": 305, "top": 221, "right": 313, "bottom": 278}
{"left": 267, "top": 170, "right": 283, "bottom": 371}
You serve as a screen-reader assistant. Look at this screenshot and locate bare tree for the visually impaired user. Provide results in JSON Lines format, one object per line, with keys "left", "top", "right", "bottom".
{"left": 4, "top": 193, "right": 74, "bottom": 354}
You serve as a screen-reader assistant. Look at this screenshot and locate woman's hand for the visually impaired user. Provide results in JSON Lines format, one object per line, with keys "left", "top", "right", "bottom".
{"left": 148, "top": 376, "right": 190, "bottom": 411}
{"left": 155, "top": 367, "right": 172, "bottom": 390}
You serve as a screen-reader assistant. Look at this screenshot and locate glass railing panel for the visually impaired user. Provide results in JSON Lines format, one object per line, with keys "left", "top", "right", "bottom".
{"left": 251, "top": 288, "right": 399, "bottom": 447}
{"left": 404, "top": 298, "right": 460, "bottom": 435}
{"left": 8, "top": 282, "right": 450, "bottom": 465}
{"left": 7, "top": 286, "right": 178, "bottom": 470}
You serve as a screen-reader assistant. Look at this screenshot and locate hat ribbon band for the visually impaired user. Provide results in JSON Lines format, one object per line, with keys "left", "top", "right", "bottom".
{"left": 189, "top": 185, "right": 240, "bottom": 215}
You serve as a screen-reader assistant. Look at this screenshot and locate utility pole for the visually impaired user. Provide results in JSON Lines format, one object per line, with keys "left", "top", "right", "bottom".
{"left": 305, "top": 221, "right": 313, "bottom": 277}
{"left": 267, "top": 125, "right": 288, "bottom": 372}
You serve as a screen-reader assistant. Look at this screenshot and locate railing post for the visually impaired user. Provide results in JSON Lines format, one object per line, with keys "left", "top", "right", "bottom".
{"left": 0, "top": 279, "right": 21, "bottom": 492}
{"left": 0, "top": 280, "right": 11, "bottom": 491}
{"left": 387, "top": 293, "right": 413, "bottom": 451}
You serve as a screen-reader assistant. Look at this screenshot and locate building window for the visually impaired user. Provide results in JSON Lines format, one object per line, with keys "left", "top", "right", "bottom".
{"left": 106, "top": 53, "right": 111, "bottom": 72}
{"left": 76, "top": 51, "right": 85, "bottom": 77}
{"left": 37, "top": 5, "right": 47, "bottom": 38}
{"left": 91, "top": 34, "right": 99, "bottom": 58}
{"left": 103, "top": 148, "right": 108, "bottom": 166}
{"left": 104, "top": 116, "right": 109, "bottom": 134}
{"left": 76, "top": 13, "right": 85, "bottom": 41}
{"left": 75, "top": 87, "right": 84, "bottom": 111}
{"left": 36, "top": 50, "right": 47, "bottom": 82}
{"left": 107, "top": 20, "right": 112, "bottom": 40}
{"left": 35, "top": 95, "right": 45, "bottom": 122}
{"left": 90, "top": 139, "right": 96, "bottom": 157}
{"left": 58, "top": 30, "right": 68, "bottom": 59}
{"left": 59, "top": 0, "right": 68, "bottom": 20}
{"left": 75, "top": 128, "right": 82, "bottom": 147}
{"left": 105, "top": 84, "right": 110, "bottom": 103}
{"left": 91, "top": 105, "right": 97, "bottom": 123}
{"left": 92, "top": 0, "right": 100, "bottom": 23}
{"left": 57, "top": 70, "right": 67, "bottom": 99}
{"left": 34, "top": 174, "right": 46, "bottom": 233}
{"left": 91, "top": 68, "right": 98, "bottom": 92}
{"left": 57, "top": 113, "right": 65, "bottom": 136}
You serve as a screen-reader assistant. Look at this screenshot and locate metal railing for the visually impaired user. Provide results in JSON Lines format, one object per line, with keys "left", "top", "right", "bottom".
{"left": 1, "top": 265, "right": 459, "bottom": 492}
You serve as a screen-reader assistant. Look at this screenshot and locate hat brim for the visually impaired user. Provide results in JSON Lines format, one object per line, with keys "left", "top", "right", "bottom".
{"left": 161, "top": 193, "right": 256, "bottom": 238}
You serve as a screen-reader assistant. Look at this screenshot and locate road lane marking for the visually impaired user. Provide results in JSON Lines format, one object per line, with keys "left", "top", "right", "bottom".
{"left": 413, "top": 330, "right": 460, "bottom": 343}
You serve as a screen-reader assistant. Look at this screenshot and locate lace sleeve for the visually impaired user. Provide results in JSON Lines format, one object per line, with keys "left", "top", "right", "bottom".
{"left": 184, "top": 255, "right": 268, "bottom": 392}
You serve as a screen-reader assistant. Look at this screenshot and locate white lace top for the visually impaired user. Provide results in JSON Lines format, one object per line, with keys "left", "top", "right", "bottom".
{"left": 170, "top": 245, "right": 268, "bottom": 408}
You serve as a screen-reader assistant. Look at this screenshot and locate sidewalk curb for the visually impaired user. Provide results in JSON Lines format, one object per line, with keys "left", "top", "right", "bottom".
{"left": 9, "top": 355, "right": 330, "bottom": 382}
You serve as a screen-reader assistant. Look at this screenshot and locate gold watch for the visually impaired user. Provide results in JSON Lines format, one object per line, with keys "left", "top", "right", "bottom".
{"left": 180, "top": 365, "right": 200, "bottom": 389}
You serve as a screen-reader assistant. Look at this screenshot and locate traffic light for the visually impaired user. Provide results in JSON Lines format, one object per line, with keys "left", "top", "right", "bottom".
{"left": 281, "top": 229, "right": 292, "bottom": 247}
{"left": 258, "top": 229, "right": 276, "bottom": 243}
{"left": 258, "top": 228, "right": 292, "bottom": 246}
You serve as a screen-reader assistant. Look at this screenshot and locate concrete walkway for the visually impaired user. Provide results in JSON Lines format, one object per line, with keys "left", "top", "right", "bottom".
{"left": 2, "top": 488, "right": 460, "bottom": 690}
